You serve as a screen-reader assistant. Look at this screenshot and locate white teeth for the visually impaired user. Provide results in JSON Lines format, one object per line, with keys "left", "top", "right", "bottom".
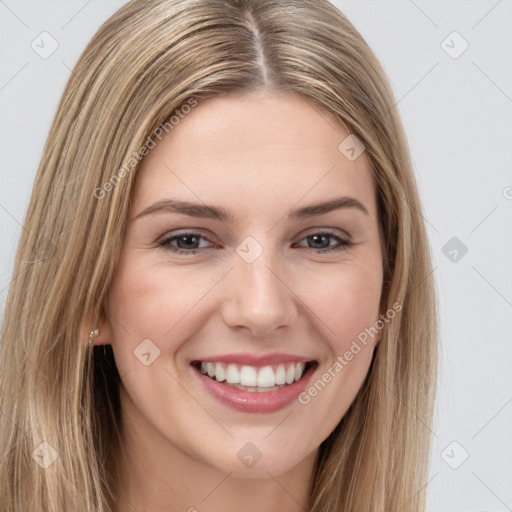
{"left": 295, "top": 362, "right": 305, "bottom": 381}
{"left": 226, "top": 364, "right": 240, "bottom": 384}
{"left": 199, "top": 361, "right": 309, "bottom": 388}
{"left": 240, "top": 365, "right": 258, "bottom": 386}
{"left": 285, "top": 364, "right": 295, "bottom": 384}
{"left": 275, "top": 364, "right": 286, "bottom": 385}
{"left": 215, "top": 362, "right": 226, "bottom": 382}
{"left": 232, "top": 383, "right": 282, "bottom": 392}
{"left": 257, "top": 366, "right": 275, "bottom": 387}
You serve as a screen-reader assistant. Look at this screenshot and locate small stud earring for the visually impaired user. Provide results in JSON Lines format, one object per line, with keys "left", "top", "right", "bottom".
{"left": 89, "top": 327, "right": 99, "bottom": 347}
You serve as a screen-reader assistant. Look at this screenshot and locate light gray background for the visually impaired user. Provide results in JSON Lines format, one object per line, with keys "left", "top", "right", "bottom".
{"left": 1, "top": 1, "right": 511, "bottom": 510}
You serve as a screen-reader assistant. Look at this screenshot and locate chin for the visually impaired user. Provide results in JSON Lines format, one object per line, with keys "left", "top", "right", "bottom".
{"left": 199, "top": 435, "right": 314, "bottom": 480}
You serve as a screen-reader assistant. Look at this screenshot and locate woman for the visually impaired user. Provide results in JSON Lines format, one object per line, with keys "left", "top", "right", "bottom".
{"left": 0, "top": 0, "right": 437, "bottom": 510}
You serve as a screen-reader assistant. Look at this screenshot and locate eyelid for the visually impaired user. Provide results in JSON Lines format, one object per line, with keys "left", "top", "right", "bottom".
{"left": 298, "top": 227, "right": 351, "bottom": 241}
{"left": 157, "top": 230, "right": 215, "bottom": 248}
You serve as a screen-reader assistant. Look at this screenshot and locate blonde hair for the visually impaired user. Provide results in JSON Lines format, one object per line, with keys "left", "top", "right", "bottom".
{"left": 0, "top": 1, "right": 437, "bottom": 510}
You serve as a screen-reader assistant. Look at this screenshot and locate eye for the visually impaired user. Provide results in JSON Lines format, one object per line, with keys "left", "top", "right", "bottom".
{"left": 158, "top": 230, "right": 352, "bottom": 256}
{"left": 158, "top": 232, "right": 214, "bottom": 254}
{"left": 292, "top": 231, "right": 352, "bottom": 253}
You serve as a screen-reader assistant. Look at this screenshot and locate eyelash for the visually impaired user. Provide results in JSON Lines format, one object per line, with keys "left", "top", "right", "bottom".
{"left": 158, "top": 230, "right": 352, "bottom": 255}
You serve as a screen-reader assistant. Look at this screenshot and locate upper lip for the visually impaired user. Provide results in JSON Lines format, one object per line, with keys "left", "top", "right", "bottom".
{"left": 190, "top": 352, "right": 315, "bottom": 367}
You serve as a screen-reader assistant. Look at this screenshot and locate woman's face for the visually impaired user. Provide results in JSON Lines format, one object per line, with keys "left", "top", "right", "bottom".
{"left": 101, "top": 91, "right": 383, "bottom": 478}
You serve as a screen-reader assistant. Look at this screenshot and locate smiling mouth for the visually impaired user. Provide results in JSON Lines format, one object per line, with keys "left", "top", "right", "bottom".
{"left": 191, "top": 360, "right": 317, "bottom": 392}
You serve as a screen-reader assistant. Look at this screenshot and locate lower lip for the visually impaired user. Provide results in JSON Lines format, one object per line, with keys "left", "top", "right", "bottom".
{"left": 193, "top": 364, "right": 316, "bottom": 413}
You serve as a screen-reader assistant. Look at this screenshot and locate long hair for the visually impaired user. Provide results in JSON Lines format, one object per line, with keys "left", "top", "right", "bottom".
{"left": 0, "top": 1, "right": 437, "bottom": 510}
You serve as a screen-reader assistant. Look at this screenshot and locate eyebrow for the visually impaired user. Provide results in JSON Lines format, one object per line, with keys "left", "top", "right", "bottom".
{"left": 134, "top": 196, "right": 369, "bottom": 222}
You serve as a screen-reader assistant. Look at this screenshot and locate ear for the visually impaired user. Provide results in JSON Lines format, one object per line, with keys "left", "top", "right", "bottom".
{"left": 86, "top": 308, "right": 113, "bottom": 346}
{"left": 95, "top": 308, "right": 113, "bottom": 346}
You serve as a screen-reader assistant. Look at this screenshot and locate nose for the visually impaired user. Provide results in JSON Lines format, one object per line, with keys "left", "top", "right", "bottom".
{"left": 220, "top": 245, "right": 298, "bottom": 338}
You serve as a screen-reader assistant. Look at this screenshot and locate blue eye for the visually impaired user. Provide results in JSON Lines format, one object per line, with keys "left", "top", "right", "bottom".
{"left": 158, "top": 231, "right": 352, "bottom": 255}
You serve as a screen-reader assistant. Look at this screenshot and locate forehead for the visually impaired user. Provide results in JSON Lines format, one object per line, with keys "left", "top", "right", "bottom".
{"left": 132, "top": 91, "right": 376, "bottom": 221}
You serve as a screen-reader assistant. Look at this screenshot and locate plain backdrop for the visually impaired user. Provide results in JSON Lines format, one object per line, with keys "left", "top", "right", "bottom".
{"left": 0, "top": 1, "right": 511, "bottom": 511}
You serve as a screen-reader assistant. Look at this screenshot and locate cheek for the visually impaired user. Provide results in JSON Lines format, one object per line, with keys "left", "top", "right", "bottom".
{"left": 105, "top": 257, "right": 191, "bottom": 369}
{"left": 105, "top": 260, "right": 203, "bottom": 435}
{"left": 309, "top": 260, "right": 383, "bottom": 353}
{"left": 294, "top": 262, "right": 382, "bottom": 447}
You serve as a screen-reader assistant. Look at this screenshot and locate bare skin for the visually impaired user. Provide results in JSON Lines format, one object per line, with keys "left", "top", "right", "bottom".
{"left": 95, "top": 91, "right": 383, "bottom": 512}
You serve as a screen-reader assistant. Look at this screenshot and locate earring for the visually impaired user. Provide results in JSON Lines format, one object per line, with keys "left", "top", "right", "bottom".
{"left": 89, "top": 327, "right": 99, "bottom": 347}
